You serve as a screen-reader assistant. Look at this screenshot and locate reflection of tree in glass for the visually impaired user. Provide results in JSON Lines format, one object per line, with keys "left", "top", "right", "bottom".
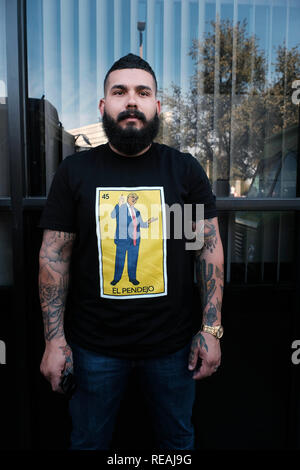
{"left": 156, "top": 19, "right": 300, "bottom": 188}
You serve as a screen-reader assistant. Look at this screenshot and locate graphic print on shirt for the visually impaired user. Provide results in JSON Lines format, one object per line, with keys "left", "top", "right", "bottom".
{"left": 95, "top": 187, "right": 167, "bottom": 299}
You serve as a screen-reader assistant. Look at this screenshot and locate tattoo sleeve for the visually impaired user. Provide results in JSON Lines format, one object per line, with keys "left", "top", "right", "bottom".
{"left": 195, "top": 218, "right": 224, "bottom": 327}
{"left": 39, "top": 230, "right": 76, "bottom": 341}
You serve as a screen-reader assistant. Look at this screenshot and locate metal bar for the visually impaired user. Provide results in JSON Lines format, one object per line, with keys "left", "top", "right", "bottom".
{"left": 0, "top": 197, "right": 11, "bottom": 207}
{"left": 276, "top": 212, "right": 282, "bottom": 282}
{"left": 180, "top": 0, "right": 189, "bottom": 96}
{"left": 162, "top": 0, "right": 174, "bottom": 144}
{"left": 179, "top": 0, "right": 189, "bottom": 151}
{"left": 226, "top": 212, "right": 233, "bottom": 283}
{"left": 267, "top": 0, "right": 273, "bottom": 87}
{"left": 20, "top": 196, "right": 300, "bottom": 211}
{"left": 5, "top": 0, "right": 31, "bottom": 449}
{"left": 216, "top": 198, "right": 300, "bottom": 211}
{"left": 212, "top": 0, "right": 221, "bottom": 193}
{"left": 163, "top": 0, "right": 173, "bottom": 92}
{"left": 130, "top": 0, "right": 138, "bottom": 55}
{"left": 96, "top": 0, "right": 108, "bottom": 99}
{"left": 146, "top": 0, "right": 155, "bottom": 67}
{"left": 260, "top": 212, "right": 265, "bottom": 282}
{"left": 42, "top": 0, "right": 61, "bottom": 117}
{"left": 22, "top": 197, "right": 47, "bottom": 209}
{"left": 244, "top": 228, "right": 248, "bottom": 283}
{"left": 196, "top": 0, "right": 205, "bottom": 160}
{"left": 114, "top": 0, "right": 122, "bottom": 61}
{"left": 78, "top": 0, "right": 97, "bottom": 127}
{"left": 228, "top": 0, "right": 238, "bottom": 195}
{"left": 60, "top": 0, "right": 77, "bottom": 129}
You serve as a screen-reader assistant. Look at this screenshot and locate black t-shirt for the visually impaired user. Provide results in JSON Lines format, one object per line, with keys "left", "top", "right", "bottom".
{"left": 39, "top": 142, "right": 217, "bottom": 359}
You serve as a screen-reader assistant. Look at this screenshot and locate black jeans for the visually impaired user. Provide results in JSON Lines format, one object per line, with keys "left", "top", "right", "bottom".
{"left": 69, "top": 341, "right": 196, "bottom": 450}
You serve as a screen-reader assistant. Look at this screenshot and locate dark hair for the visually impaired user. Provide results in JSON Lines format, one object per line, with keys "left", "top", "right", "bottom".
{"left": 103, "top": 53, "right": 157, "bottom": 95}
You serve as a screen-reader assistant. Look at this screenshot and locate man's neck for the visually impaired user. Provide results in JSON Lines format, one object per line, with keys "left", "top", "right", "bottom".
{"left": 108, "top": 142, "right": 152, "bottom": 157}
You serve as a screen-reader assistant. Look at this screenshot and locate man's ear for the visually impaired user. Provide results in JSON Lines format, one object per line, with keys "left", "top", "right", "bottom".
{"left": 156, "top": 100, "right": 161, "bottom": 116}
{"left": 99, "top": 98, "right": 105, "bottom": 117}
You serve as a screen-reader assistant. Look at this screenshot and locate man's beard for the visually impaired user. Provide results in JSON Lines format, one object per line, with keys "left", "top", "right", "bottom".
{"left": 102, "top": 109, "right": 160, "bottom": 156}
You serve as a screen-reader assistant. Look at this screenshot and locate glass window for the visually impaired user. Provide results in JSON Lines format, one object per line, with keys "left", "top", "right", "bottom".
{"left": 0, "top": 0, "right": 10, "bottom": 197}
{"left": 26, "top": 0, "right": 300, "bottom": 196}
{"left": 0, "top": 214, "right": 13, "bottom": 286}
{"left": 226, "top": 210, "right": 296, "bottom": 284}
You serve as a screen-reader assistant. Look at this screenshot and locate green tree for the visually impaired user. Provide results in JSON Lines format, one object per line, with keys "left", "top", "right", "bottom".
{"left": 230, "top": 43, "right": 300, "bottom": 180}
{"left": 157, "top": 19, "right": 299, "bottom": 190}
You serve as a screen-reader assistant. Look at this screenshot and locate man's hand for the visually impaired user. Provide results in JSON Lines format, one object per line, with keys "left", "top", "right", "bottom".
{"left": 40, "top": 338, "right": 73, "bottom": 393}
{"left": 147, "top": 217, "right": 158, "bottom": 225}
{"left": 118, "top": 194, "right": 125, "bottom": 206}
{"left": 188, "top": 330, "right": 221, "bottom": 380}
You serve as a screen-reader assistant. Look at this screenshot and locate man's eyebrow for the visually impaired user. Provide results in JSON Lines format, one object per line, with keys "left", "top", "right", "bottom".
{"left": 110, "top": 84, "right": 153, "bottom": 92}
{"left": 110, "top": 84, "right": 127, "bottom": 91}
{"left": 135, "top": 85, "right": 152, "bottom": 92}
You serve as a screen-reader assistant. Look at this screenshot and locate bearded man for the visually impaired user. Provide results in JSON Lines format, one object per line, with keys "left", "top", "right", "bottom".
{"left": 38, "top": 53, "right": 224, "bottom": 450}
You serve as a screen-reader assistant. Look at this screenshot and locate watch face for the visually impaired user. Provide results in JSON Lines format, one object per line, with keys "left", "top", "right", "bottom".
{"left": 216, "top": 326, "right": 224, "bottom": 338}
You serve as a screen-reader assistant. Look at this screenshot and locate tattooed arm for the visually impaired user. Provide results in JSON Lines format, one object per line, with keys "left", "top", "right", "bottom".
{"left": 188, "top": 217, "right": 224, "bottom": 380}
{"left": 39, "top": 229, "right": 76, "bottom": 392}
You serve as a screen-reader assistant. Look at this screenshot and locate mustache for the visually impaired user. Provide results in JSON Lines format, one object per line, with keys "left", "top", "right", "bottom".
{"left": 117, "top": 109, "right": 146, "bottom": 123}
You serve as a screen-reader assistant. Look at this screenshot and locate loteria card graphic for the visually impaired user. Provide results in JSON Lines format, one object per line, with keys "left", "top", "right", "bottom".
{"left": 95, "top": 187, "right": 167, "bottom": 299}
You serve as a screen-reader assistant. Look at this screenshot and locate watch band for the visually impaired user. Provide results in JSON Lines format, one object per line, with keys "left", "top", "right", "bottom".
{"left": 202, "top": 324, "right": 224, "bottom": 339}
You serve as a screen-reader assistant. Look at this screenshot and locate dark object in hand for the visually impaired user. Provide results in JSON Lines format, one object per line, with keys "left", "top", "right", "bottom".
{"left": 59, "top": 372, "right": 76, "bottom": 397}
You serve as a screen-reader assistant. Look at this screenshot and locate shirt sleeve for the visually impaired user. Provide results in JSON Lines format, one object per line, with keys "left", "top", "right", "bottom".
{"left": 38, "top": 157, "right": 77, "bottom": 233}
{"left": 186, "top": 155, "right": 217, "bottom": 220}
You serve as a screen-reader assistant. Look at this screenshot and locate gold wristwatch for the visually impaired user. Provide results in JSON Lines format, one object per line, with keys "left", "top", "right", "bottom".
{"left": 201, "top": 324, "right": 224, "bottom": 339}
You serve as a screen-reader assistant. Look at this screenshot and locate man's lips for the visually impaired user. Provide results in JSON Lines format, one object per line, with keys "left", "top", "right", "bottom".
{"left": 117, "top": 111, "right": 146, "bottom": 123}
{"left": 123, "top": 115, "right": 139, "bottom": 121}
{"left": 121, "top": 116, "right": 142, "bottom": 125}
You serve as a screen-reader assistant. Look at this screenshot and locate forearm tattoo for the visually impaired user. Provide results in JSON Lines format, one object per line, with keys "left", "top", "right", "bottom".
{"left": 204, "top": 302, "right": 218, "bottom": 326}
{"left": 195, "top": 218, "right": 224, "bottom": 326}
{"left": 39, "top": 230, "right": 76, "bottom": 341}
{"left": 216, "top": 265, "right": 224, "bottom": 296}
{"left": 202, "top": 219, "right": 217, "bottom": 253}
{"left": 196, "top": 258, "right": 216, "bottom": 307}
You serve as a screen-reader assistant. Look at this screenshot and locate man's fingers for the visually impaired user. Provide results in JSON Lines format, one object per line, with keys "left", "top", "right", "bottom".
{"left": 193, "top": 364, "right": 211, "bottom": 380}
{"left": 52, "top": 381, "right": 63, "bottom": 393}
{"left": 193, "top": 362, "right": 220, "bottom": 380}
{"left": 41, "top": 365, "right": 66, "bottom": 392}
{"left": 192, "top": 360, "right": 205, "bottom": 379}
{"left": 188, "top": 349, "right": 198, "bottom": 370}
{"left": 41, "top": 372, "right": 61, "bottom": 392}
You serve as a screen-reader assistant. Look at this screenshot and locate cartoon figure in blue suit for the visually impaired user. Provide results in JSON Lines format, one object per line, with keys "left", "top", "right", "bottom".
{"left": 110, "top": 193, "right": 157, "bottom": 286}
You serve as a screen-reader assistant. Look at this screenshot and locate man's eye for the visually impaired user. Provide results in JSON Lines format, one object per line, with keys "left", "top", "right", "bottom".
{"left": 140, "top": 91, "right": 149, "bottom": 96}
{"left": 113, "top": 90, "right": 124, "bottom": 95}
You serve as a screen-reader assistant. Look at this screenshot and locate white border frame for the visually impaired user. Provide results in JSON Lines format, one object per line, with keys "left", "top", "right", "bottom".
{"left": 95, "top": 186, "right": 168, "bottom": 299}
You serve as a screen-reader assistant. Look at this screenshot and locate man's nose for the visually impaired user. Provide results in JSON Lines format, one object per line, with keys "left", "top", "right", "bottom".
{"left": 126, "top": 92, "right": 138, "bottom": 108}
